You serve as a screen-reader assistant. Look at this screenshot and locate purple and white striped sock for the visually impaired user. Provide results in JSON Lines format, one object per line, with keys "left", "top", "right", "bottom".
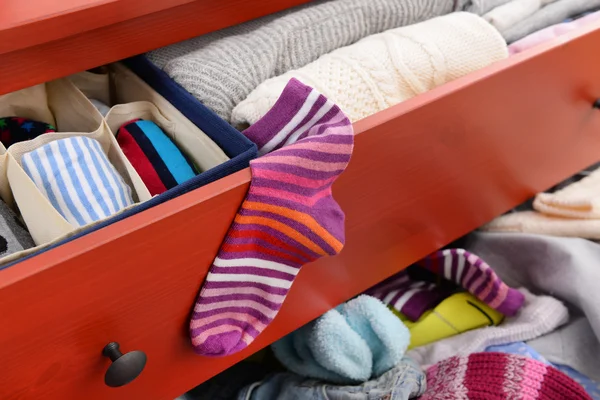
{"left": 189, "top": 79, "right": 354, "bottom": 356}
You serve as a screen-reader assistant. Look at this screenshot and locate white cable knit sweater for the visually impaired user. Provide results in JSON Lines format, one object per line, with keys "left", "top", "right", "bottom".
{"left": 232, "top": 12, "right": 508, "bottom": 127}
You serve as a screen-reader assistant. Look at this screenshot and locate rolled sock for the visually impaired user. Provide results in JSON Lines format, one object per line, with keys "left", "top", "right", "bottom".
{"left": 89, "top": 99, "right": 111, "bottom": 117}
{"left": 21, "top": 136, "right": 134, "bottom": 227}
{"left": 117, "top": 119, "right": 198, "bottom": 196}
{"left": 231, "top": 12, "right": 508, "bottom": 126}
{"left": 0, "top": 200, "right": 34, "bottom": 258}
{"left": 503, "top": 0, "right": 600, "bottom": 43}
{"left": 366, "top": 271, "right": 455, "bottom": 321}
{"left": 509, "top": 10, "right": 600, "bottom": 54}
{"left": 0, "top": 117, "right": 55, "bottom": 148}
{"left": 271, "top": 295, "right": 409, "bottom": 384}
{"left": 152, "top": 0, "right": 466, "bottom": 122}
{"left": 189, "top": 79, "right": 354, "bottom": 356}
{"left": 417, "top": 249, "right": 525, "bottom": 316}
{"left": 484, "top": 0, "right": 558, "bottom": 33}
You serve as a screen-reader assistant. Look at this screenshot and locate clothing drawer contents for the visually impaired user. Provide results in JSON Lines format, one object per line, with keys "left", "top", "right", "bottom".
{"left": 116, "top": 119, "right": 198, "bottom": 196}
{"left": 232, "top": 12, "right": 508, "bottom": 126}
{"left": 0, "top": 78, "right": 144, "bottom": 259}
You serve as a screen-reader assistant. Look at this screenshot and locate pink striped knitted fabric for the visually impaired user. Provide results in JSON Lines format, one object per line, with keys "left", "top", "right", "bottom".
{"left": 421, "top": 353, "right": 592, "bottom": 399}
{"left": 369, "top": 249, "right": 524, "bottom": 319}
{"left": 190, "top": 79, "right": 353, "bottom": 356}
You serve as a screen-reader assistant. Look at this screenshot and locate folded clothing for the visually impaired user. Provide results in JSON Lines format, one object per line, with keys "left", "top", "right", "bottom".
{"left": 117, "top": 119, "right": 198, "bottom": 196}
{"left": 421, "top": 353, "right": 592, "bottom": 399}
{"left": 485, "top": 0, "right": 558, "bottom": 33}
{"left": 0, "top": 117, "right": 55, "bottom": 148}
{"left": 237, "top": 357, "right": 426, "bottom": 400}
{"left": 21, "top": 136, "right": 134, "bottom": 227}
{"left": 482, "top": 210, "right": 600, "bottom": 238}
{"left": 271, "top": 295, "right": 409, "bottom": 384}
{"left": 398, "top": 292, "right": 504, "bottom": 349}
{"left": 486, "top": 341, "right": 550, "bottom": 364}
{"left": 231, "top": 12, "right": 508, "bottom": 126}
{"left": 0, "top": 200, "right": 34, "bottom": 258}
{"left": 509, "top": 10, "right": 600, "bottom": 54}
{"left": 407, "top": 288, "right": 569, "bottom": 367}
{"left": 466, "top": 0, "right": 515, "bottom": 14}
{"left": 503, "top": 0, "right": 600, "bottom": 43}
{"left": 150, "top": 0, "right": 466, "bottom": 123}
{"left": 89, "top": 99, "right": 111, "bottom": 117}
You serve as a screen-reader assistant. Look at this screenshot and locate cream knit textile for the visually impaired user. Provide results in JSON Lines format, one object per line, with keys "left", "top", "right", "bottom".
{"left": 231, "top": 12, "right": 508, "bottom": 127}
{"left": 484, "top": 0, "right": 558, "bottom": 33}
{"left": 482, "top": 211, "right": 600, "bottom": 238}
{"left": 484, "top": 167, "right": 600, "bottom": 237}
{"left": 407, "top": 289, "right": 569, "bottom": 367}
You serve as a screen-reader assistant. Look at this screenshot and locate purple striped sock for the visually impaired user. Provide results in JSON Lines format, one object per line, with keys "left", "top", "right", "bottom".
{"left": 417, "top": 249, "right": 524, "bottom": 316}
{"left": 189, "top": 79, "right": 354, "bottom": 356}
{"left": 366, "top": 271, "right": 454, "bottom": 321}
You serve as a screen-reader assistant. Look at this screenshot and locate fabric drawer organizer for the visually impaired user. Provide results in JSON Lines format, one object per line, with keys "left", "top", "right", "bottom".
{"left": 0, "top": 64, "right": 256, "bottom": 271}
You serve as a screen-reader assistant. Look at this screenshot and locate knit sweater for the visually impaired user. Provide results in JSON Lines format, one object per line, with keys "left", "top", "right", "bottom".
{"left": 148, "top": 0, "right": 469, "bottom": 123}
{"left": 232, "top": 12, "right": 508, "bottom": 127}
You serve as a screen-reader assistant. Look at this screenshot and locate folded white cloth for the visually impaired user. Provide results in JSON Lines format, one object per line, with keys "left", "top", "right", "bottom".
{"left": 407, "top": 288, "right": 568, "bottom": 367}
{"left": 232, "top": 12, "right": 508, "bottom": 127}
{"left": 484, "top": 0, "right": 558, "bottom": 32}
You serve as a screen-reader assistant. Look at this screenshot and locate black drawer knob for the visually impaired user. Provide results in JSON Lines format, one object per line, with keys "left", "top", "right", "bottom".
{"left": 102, "top": 342, "right": 147, "bottom": 387}
{"left": 594, "top": 99, "right": 600, "bottom": 109}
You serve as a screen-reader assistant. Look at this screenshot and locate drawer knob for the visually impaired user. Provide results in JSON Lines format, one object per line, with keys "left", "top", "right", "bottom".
{"left": 594, "top": 99, "right": 600, "bottom": 109}
{"left": 102, "top": 342, "right": 147, "bottom": 387}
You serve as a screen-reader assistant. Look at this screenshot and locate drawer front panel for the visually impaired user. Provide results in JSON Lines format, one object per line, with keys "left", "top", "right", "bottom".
{"left": 1, "top": 23, "right": 600, "bottom": 400}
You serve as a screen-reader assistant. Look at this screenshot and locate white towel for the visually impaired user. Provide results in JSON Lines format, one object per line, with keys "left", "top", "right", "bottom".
{"left": 232, "top": 12, "right": 508, "bottom": 127}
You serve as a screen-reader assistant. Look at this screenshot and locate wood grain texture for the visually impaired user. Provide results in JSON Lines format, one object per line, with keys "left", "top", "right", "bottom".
{"left": 0, "top": 0, "right": 312, "bottom": 95}
{"left": 1, "top": 22, "right": 600, "bottom": 400}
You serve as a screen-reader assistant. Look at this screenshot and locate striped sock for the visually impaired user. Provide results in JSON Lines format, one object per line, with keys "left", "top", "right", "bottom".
{"left": 366, "top": 271, "right": 455, "bottom": 321}
{"left": 417, "top": 249, "right": 525, "bottom": 316}
{"left": 190, "top": 78, "right": 354, "bottom": 356}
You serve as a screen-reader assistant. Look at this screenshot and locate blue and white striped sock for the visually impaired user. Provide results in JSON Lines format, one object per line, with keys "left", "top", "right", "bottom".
{"left": 22, "top": 136, "right": 134, "bottom": 227}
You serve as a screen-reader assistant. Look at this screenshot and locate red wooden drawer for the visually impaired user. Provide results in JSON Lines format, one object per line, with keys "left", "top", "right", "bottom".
{"left": 1, "top": 20, "right": 600, "bottom": 400}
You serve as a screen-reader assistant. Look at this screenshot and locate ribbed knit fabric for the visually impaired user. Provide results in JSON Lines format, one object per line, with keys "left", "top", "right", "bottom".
{"left": 484, "top": 0, "right": 558, "bottom": 33}
{"left": 189, "top": 79, "right": 353, "bottom": 356}
{"left": 232, "top": 12, "right": 508, "bottom": 126}
{"left": 503, "top": 0, "right": 600, "bottom": 43}
{"left": 417, "top": 249, "right": 525, "bottom": 316}
{"left": 421, "top": 353, "right": 592, "bottom": 399}
{"left": 149, "top": 0, "right": 468, "bottom": 123}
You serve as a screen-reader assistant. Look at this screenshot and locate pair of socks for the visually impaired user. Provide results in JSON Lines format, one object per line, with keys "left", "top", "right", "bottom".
{"left": 21, "top": 136, "right": 134, "bottom": 227}
{"left": 0, "top": 200, "right": 34, "bottom": 258}
{"left": 367, "top": 249, "right": 524, "bottom": 321}
{"left": 117, "top": 119, "right": 198, "bottom": 196}
{"left": 189, "top": 79, "right": 354, "bottom": 357}
{"left": 484, "top": 165, "right": 600, "bottom": 238}
{"left": 0, "top": 117, "right": 55, "bottom": 148}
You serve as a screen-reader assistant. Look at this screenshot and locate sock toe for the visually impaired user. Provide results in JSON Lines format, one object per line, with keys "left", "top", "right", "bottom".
{"left": 193, "top": 330, "right": 248, "bottom": 357}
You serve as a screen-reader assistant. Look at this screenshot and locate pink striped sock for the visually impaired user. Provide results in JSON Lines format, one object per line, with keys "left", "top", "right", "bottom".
{"left": 190, "top": 79, "right": 354, "bottom": 356}
{"left": 417, "top": 249, "right": 524, "bottom": 316}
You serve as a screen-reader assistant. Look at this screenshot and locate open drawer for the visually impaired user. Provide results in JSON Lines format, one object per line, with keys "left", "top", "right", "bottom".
{"left": 1, "top": 18, "right": 600, "bottom": 400}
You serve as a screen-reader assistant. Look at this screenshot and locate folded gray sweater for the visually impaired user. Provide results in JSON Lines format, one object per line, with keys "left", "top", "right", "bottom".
{"left": 503, "top": 0, "right": 600, "bottom": 42}
{"left": 148, "top": 0, "right": 472, "bottom": 123}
